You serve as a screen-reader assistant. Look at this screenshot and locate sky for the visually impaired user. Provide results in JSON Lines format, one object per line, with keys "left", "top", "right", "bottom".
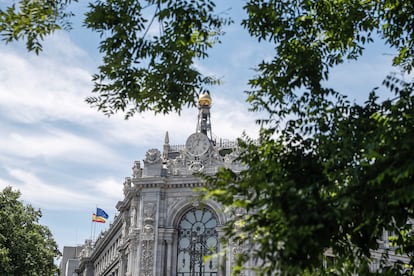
{"left": 0, "top": 0, "right": 406, "bottom": 257}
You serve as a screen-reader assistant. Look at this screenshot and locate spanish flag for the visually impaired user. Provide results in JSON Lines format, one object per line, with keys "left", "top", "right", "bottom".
{"left": 92, "top": 213, "right": 106, "bottom": 223}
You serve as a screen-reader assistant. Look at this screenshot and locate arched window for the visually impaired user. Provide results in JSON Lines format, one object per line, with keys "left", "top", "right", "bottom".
{"left": 177, "top": 207, "right": 219, "bottom": 275}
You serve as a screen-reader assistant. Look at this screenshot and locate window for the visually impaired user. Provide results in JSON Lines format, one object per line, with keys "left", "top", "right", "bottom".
{"left": 177, "top": 207, "right": 219, "bottom": 275}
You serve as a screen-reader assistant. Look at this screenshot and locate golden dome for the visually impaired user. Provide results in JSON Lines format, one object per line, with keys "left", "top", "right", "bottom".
{"left": 198, "top": 92, "right": 212, "bottom": 107}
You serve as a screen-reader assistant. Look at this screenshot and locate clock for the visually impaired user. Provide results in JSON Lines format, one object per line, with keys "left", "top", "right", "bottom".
{"left": 185, "top": 132, "right": 211, "bottom": 156}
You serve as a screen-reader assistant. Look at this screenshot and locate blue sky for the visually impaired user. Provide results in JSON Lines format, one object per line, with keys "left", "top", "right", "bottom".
{"left": 0, "top": 0, "right": 405, "bottom": 255}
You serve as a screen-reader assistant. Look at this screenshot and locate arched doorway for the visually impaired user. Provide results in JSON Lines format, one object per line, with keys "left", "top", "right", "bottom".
{"left": 176, "top": 206, "right": 219, "bottom": 275}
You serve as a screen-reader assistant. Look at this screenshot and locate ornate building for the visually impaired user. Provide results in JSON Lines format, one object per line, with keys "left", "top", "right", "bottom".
{"left": 76, "top": 93, "right": 248, "bottom": 276}
{"left": 73, "top": 92, "right": 412, "bottom": 275}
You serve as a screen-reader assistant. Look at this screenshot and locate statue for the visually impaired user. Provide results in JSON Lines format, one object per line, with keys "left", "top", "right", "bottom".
{"left": 132, "top": 161, "right": 142, "bottom": 178}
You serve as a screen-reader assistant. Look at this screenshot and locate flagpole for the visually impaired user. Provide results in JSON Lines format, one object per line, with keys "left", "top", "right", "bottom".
{"left": 93, "top": 219, "right": 97, "bottom": 241}
{"left": 93, "top": 205, "right": 97, "bottom": 241}
{"left": 90, "top": 213, "right": 94, "bottom": 241}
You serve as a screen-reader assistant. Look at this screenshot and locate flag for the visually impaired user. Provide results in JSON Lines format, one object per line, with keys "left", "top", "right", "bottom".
{"left": 92, "top": 213, "right": 105, "bottom": 223}
{"left": 96, "top": 208, "right": 109, "bottom": 219}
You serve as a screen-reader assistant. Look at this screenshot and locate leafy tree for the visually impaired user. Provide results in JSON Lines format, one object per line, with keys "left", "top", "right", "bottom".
{"left": 0, "top": 0, "right": 74, "bottom": 54}
{"left": 1, "top": 0, "right": 414, "bottom": 274}
{"left": 1, "top": 0, "right": 231, "bottom": 117}
{"left": 83, "top": 0, "right": 231, "bottom": 117}
{"left": 0, "top": 186, "right": 60, "bottom": 276}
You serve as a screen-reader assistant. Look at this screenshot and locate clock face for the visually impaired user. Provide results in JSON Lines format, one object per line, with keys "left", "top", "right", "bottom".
{"left": 185, "top": 133, "right": 210, "bottom": 156}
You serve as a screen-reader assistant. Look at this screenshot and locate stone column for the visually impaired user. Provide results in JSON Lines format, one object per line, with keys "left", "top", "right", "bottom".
{"left": 165, "top": 238, "right": 174, "bottom": 275}
{"left": 128, "top": 236, "right": 138, "bottom": 275}
{"left": 118, "top": 249, "right": 128, "bottom": 276}
{"left": 216, "top": 227, "right": 228, "bottom": 276}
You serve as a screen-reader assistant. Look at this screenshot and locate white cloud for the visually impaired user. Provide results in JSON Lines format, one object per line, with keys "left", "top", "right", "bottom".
{"left": 0, "top": 127, "right": 120, "bottom": 164}
{"left": 86, "top": 177, "right": 123, "bottom": 203}
{"left": 0, "top": 41, "right": 257, "bottom": 150}
{"left": 0, "top": 167, "right": 124, "bottom": 211}
{"left": 0, "top": 168, "right": 92, "bottom": 210}
{"left": 0, "top": 20, "right": 262, "bottom": 253}
{"left": 93, "top": 96, "right": 259, "bottom": 148}
{"left": 0, "top": 47, "right": 96, "bottom": 124}
{"left": 210, "top": 98, "right": 259, "bottom": 138}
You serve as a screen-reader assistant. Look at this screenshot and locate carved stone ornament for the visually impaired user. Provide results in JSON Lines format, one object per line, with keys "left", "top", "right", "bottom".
{"left": 132, "top": 161, "right": 142, "bottom": 178}
{"left": 130, "top": 201, "right": 137, "bottom": 229}
{"left": 232, "top": 241, "right": 245, "bottom": 276}
{"left": 142, "top": 202, "right": 156, "bottom": 241}
{"left": 224, "top": 149, "right": 240, "bottom": 165}
{"left": 140, "top": 202, "right": 156, "bottom": 276}
{"left": 123, "top": 177, "right": 132, "bottom": 195}
{"left": 140, "top": 240, "right": 154, "bottom": 276}
{"left": 145, "top": 149, "right": 161, "bottom": 164}
{"left": 143, "top": 202, "right": 156, "bottom": 219}
{"left": 189, "top": 161, "right": 204, "bottom": 172}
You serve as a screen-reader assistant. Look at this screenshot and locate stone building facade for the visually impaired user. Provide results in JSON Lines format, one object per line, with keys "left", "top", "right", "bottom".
{"left": 74, "top": 92, "right": 410, "bottom": 275}
{"left": 76, "top": 93, "right": 249, "bottom": 276}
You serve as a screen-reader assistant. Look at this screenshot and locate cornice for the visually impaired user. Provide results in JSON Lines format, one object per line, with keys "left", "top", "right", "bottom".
{"left": 131, "top": 175, "right": 207, "bottom": 189}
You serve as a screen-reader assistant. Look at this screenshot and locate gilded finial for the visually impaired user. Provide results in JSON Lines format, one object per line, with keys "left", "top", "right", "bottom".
{"left": 198, "top": 92, "right": 212, "bottom": 107}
